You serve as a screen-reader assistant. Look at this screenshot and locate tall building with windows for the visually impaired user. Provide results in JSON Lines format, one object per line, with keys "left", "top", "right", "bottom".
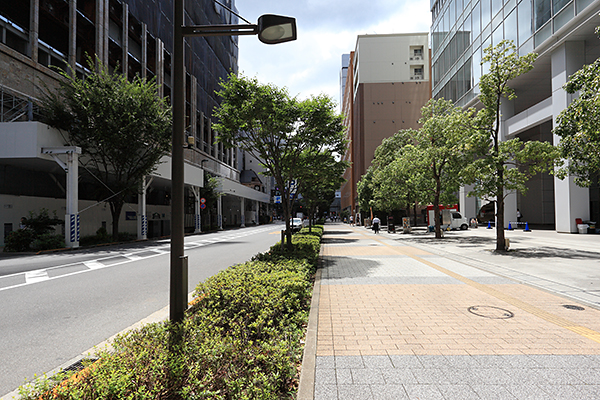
{"left": 0, "top": 0, "right": 271, "bottom": 246}
{"left": 431, "top": 0, "right": 600, "bottom": 232}
{"left": 340, "top": 33, "right": 431, "bottom": 216}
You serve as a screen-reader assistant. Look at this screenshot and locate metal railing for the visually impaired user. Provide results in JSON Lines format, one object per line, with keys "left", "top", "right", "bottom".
{"left": 0, "top": 85, "right": 40, "bottom": 122}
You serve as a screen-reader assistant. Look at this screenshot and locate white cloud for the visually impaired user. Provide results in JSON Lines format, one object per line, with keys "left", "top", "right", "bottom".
{"left": 235, "top": 0, "right": 431, "bottom": 104}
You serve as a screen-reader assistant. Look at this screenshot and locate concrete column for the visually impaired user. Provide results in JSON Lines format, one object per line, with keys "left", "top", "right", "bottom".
{"left": 95, "top": 0, "right": 104, "bottom": 64}
{"left": 156, "top": 39, "right": 164, "bottom": 98}
{"left": 68, "top": 0, "right": 76, "bottom": 70}
{"left": 217, "top": 195, "right": 223, "bottom": 230}
{"left": 190, "top": 75, "right": 197, "bottom": 145}
{"left": 459, "top": 184, "right": 477, "bottom": 221}
{"left": 191, "top": 186, "right": 202, "bottom": 233}
{"left": 122, "top": 3, "right": 129, "bottom": 77}
{"left": 137, "top": 176, "right": 152, "bottom": 240}
{"left": 104, "top": 0, "right": 109, "bottom": 62}
{"left": 64, "top": 149, "right": 80, "bottom": 248}
{"left": 552, "top": 41, "right": 589, "bottom": 233}
{"left": 240, "top": 197, "right": 246, "bottom": 227}
{"left": 141, "top": 23, "right": 147, "bottom": 79}
{"left": 29, "top": 0, "right": 39, "bottom": 63}
{"left": 255, "top": 200, "right": 259, "bottom": 224}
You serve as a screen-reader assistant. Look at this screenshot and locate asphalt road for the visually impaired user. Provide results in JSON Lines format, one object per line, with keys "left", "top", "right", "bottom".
{"left": 0, "top": 223, "right": 283, "bottom": 397}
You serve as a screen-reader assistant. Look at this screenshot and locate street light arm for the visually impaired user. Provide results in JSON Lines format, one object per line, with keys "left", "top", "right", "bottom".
{"left": 182, "top": 24, "right": 258, "bottom": 37}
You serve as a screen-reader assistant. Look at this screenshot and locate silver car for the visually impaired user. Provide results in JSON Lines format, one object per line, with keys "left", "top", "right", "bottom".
{"left": 290, "top": 218, "right": 303, "bottom": 232}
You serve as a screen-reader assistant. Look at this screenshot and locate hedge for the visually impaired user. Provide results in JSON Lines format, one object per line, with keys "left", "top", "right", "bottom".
{"left": 18, "top": 225, "right": 323, "bottom": 400}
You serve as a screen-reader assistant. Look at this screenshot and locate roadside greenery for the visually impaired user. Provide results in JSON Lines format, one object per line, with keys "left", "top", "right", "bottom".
{"left": 357, "top": 40, "right": 559, "bottom": 250}
{"left": 4, "top": 209, "right": 64, "bottom": 252}
{"left": 463, "top": 40, "right": 558, "bottom": 251}
{"left": 39, "top": 57, "right": 172, "bottom": 241}
{"left": 214, "top": 74, "right": 346, "bottom": 250}
{"left": 553, "top": 27, "right": 600, "bottom": 187}
{"left": 18, "top": 226, "right": 323, "bottom": 400}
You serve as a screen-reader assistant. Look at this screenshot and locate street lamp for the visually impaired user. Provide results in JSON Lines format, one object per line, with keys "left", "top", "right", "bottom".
{"left": 171, "top": 0, "right": 296, "bottom": 323}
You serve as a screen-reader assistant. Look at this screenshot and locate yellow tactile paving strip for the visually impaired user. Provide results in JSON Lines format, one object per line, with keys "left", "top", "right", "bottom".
{"left": 317, "top": 227, "right": 600, "bottom": 357}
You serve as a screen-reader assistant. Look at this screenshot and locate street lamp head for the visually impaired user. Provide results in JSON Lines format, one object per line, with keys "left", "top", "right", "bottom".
{"left": 257, "top": 14, "right": 297, "bottom": 45}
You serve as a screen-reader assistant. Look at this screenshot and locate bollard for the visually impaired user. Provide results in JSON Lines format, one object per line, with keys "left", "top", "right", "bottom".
{"left": 487, "top": 221, "right": 492, "bottom": 229}
{"left": 508, "top": 222, "right": 513, "bottom": 230}
{"left": 524, "top": 222, "right": 531, "bottom": 232}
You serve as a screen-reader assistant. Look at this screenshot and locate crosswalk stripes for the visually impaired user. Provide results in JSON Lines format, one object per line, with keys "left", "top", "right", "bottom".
{"left": 0, "top": 225, "right": 282, "bottom": 292}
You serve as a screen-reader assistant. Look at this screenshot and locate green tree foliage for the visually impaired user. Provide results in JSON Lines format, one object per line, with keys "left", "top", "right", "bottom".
{"left": 371, "top": 131, "right": 426, "bottom": 216}
{"left": 463, "top": 41, "right": 558, "bottom": 251}
{"left": 356, "top": 167, "right": 375, "bottom": 215}
{"left": 553, "top": 27, "right": 600, "bottom": 186}
{"left": 416, "top": 98, "right": 477, "bottom": 237}
{"left": 39, "top": 58, "right": 172, "bottom": 240}
{"left": 4, "top": 209, "right": 64, "bottom": 252}
{"left": 297, "top": 150, "right": 348, "bottom": 230}
{"left": 214, "top": 74, "right": 346, "bottom": 249}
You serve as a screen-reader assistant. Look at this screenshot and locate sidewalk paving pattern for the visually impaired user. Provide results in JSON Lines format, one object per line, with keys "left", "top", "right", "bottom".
{"left": 309, "top": 223, "right": 600, "bottom": 399}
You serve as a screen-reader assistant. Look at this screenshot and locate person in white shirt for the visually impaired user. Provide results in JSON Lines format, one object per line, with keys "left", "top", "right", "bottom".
{"left": 372, "top": 216, "right": 381, "bottom": 234}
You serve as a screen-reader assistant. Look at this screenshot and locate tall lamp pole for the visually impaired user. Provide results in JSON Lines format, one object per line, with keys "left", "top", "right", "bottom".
{"left": 171, "top": 0, "right": 297, "bottom": 323}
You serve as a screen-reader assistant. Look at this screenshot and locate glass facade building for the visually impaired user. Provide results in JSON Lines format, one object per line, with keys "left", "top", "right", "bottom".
{"left": 430, "top": 0, "right": 600, "bottom": 232}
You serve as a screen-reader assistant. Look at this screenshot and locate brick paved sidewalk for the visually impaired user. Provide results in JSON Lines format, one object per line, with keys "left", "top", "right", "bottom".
{"left": 299, "top": 223, "right": 600, "bottom": 400}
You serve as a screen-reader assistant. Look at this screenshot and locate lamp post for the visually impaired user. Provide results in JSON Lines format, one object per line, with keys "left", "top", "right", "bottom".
{"left": 171, "top": 0, "right": 296, "bottom": 323}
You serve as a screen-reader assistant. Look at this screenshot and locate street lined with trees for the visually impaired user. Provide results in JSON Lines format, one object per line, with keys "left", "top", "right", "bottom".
{"left": 358, "top": 40, "right": 562, "bottom": 250}
{"left": 214, "top": 73, "right": 347, "bottom": 249}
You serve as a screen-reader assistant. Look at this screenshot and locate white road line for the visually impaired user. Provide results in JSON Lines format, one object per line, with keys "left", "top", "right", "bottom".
{"left": 84, "top": 261, "right": 106, "bottom": 270}
{"left": 0, "top": 227, "right": 282, "bottom": 292}
{"left": 25, "top": 270, "right": 49, "bottom": 284}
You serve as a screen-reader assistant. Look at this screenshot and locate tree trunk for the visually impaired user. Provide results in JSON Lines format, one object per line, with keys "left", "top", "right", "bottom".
{"left": 413, "top": 200, "right": 418, "bottom": 226}
{"left": 109, "top": 200, "right": 124, "bottom": 241}
{"left": 434, "top": 178, "right": 442, "bottom": 239}
{"left": 496, "top": 191, "right": 506, "bottom": 252}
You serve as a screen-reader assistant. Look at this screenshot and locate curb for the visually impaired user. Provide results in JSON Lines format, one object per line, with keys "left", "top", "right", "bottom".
{"left": 297, "top": 267, "right": 321, "bottom": 400}
{"left": 0, "top": 292, "right": 195, "bottom": 400}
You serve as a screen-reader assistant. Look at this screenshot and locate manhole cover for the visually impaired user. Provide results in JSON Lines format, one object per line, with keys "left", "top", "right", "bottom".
{"left": 562, "top": 304, "right": 585, "bottom": 311}
{"left": 468, "top": 305, "right": 514, "bottom": 319}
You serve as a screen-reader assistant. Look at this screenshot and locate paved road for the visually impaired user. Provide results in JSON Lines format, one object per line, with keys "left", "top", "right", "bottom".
{"left": 0, "top": 223, "right": 282, "bottom": 398}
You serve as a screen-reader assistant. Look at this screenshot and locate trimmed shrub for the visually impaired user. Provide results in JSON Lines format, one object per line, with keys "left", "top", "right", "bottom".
{"left": 30, "top": 233, "right": 65, "bottom": 251}
{"left": 4, "top": 229, "right": 36, "bottom": 252}
{"left": 18, "top": 224, "right": 323, "bottom": 400}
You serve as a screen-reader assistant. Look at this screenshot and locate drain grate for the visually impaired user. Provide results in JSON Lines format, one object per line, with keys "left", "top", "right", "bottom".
{"left": 63, "top": 358, "right": 98, "bottom": 373}
{"left": 468, "top": 305, "right": 514, "bottom": 319}
{"left": 562, "top": 304, "right": 585, "bottom": 311}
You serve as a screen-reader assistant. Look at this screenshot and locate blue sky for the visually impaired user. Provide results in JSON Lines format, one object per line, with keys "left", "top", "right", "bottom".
{"left": 235, "top": 0, "right": 432, "bottom": 106}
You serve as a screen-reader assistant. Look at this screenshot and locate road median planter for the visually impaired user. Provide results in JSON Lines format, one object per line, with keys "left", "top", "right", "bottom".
{"left": 18, "top": 226, "right": 323, "bottom": 400}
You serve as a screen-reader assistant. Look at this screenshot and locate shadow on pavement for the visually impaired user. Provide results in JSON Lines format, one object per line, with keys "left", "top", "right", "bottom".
{"left": 323, "top": 230, "right": 355, "bottom": 236}
{"left": 321, "top": 237, "right": 361, "bottom": 244}
{"left": 319, "top": 256, "right": 381, "bottom": 282}
{"left": 499, "top": 247, "right": 600, "bottom": 260}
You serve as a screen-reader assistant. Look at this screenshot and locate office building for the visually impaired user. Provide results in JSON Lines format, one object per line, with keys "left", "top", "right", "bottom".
{"left": 340, "top": 33, "right": 432, "bottom": 215}
{"left": 0, "top": 0, "right": 271, "bottom": 246}
{"left": 431, "top": 0, "right": 600, "bottom": 232}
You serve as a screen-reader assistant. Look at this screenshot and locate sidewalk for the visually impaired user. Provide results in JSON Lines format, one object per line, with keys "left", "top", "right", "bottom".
{"left": 299, "top": 222, "right": 600, "bottom": 400}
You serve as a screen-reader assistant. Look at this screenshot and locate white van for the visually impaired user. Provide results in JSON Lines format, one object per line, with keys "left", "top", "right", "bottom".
{"left": 442, "top": 210, "right": 469, "bottom": 230}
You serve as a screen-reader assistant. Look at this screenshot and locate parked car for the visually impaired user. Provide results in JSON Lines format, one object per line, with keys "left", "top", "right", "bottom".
{"left": 290, "top": 218, "right": 303, "bottom": 232}
{"left": 477, "top": 201, "right": 496, "bottom": 224}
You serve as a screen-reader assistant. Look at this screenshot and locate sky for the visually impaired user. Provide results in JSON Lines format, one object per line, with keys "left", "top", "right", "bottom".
{"left": 234, "top": 0, "right": 432, "bottom": 107}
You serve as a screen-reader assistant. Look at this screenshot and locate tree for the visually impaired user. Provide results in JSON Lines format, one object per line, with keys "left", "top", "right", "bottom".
{"left": 357, "top": 167, "right": 376, "bottom": 216}
{"left": 416, "top": 98, "right": 477, "bottom": 238}
{"left": 39, "top": 58, "right": 172, "bottom": 240}
{"left": 553, "top": 27, "right": 600, "bottom": 186}
{"left": 214, "top": 73, "right": 346, "bottom": 249}
{"left": 297, "top": 150, "right": 348, "bottom": 231}
{"left": 463, "top": 41, "right": 558, "bottom": 251}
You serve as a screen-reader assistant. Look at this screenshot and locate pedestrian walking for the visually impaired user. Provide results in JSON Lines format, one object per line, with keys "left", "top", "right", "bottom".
{"left": 372, "top": 216, "right": 380, "bottom": 234}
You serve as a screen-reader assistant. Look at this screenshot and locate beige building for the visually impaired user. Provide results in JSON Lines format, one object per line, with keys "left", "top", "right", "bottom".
{"left": 340, "top": 33, "right": 432, "bottom": 215}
